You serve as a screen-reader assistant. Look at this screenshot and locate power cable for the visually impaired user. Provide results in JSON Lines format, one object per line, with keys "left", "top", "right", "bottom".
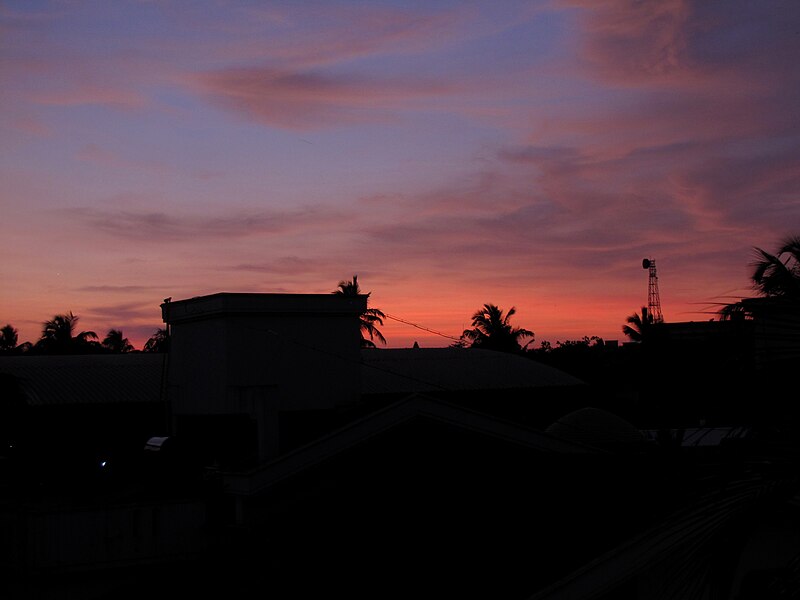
{"left": 383, "top": 313, "right": 462, "bottom": 343}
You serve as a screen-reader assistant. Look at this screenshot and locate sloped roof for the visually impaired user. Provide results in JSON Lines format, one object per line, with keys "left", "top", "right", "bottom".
{"left": 0, "top": 354, "right": 165, "bottom": 406}
{"left": 545, "top": 407, "right": 650, "bottom": 450}
{"left": 641, "top": 426, "right": 752, "bottom": 447}
{"left": 360, "top": 347, "right": 585, "bottom": 396}
{"left": 528, "top": 472, "right": 793, "bottom": 600}
{"left": 222, "top": 393, "right": 600, "bottom": 496}
{"left": 0, "top": 347, "right": 585, "bottom": 408}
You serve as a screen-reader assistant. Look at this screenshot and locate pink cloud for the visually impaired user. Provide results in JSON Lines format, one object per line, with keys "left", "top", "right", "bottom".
{"left": 76, "top": 144, "right": 174, "bottom": 179}
{"left": 8, "top": 116, "right": 52, "bottom": 136}
{"left": 75, "top": 144, "right": 223, "bottom": 180}
{"left": 564, "top": 0, "right": 800, "bottom": 93}
{"left": 675, "top": 149, "right": 800, "bottom": 226}
{"left": 192, "top": 66, "right": 456, "bottom": 130}
{"left": 33, "top": 85, "right": 147, "bottom": 109}
{"left": 565, "top": 0, "right": 695, "bottom": 86}
{"left": 231, "top": 256, "right": 343, "bottom": 278}
{"left": 77, "top": 285, "right": 163, "bottom": 294}
{"left": 174, "top": 4, "right": 489, "bottom": 130}
{"left": 0, "top": 4, "right": 62, "bottom": 33}
{"left": 72, "top": 205, "right": 350, "bottom": 242}
{"left": 76, "top": 144, "right": 129, "bottom": 167}
{"left": 255, "top": 5, "right": 461, "bottom": 68}
{"left": 501, "top": 2, "right": 799, "bottom": 257}
{"left": 86, "top": 301, "right": 159, "bottom": 323}
{"left": 159, "top": 3, "right": 467, "bottom": 69}
{"left": 83, "top": 301, "right": 167, "bottom": 350}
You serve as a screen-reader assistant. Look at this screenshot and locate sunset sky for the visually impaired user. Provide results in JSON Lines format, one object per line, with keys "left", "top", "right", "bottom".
{"left": 2, "top": 0, "right": 799, "bottom": 351}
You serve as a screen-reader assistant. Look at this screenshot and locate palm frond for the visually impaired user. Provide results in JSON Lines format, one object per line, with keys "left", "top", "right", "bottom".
{"left": 334, "top": 276, "right": 386, "bottom": 345}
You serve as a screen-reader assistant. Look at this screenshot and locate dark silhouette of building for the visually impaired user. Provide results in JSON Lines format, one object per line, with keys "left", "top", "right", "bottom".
{"left": 1, "top": 292, "right": 798, "bottom": 599}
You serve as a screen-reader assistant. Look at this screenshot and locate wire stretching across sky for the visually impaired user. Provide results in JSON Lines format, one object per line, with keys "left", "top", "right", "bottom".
{"left": 383, "top": 313, "right": 463, "bottom": 343}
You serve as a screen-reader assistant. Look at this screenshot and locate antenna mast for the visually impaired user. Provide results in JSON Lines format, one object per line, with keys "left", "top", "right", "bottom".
{"left": 641, "top": 258, "right": 664, "bottom": 323}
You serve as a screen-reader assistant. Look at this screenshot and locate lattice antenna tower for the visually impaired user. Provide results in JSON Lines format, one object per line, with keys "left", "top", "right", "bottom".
{"left": 642, "top": 258, "right": 664, "bottom": 323}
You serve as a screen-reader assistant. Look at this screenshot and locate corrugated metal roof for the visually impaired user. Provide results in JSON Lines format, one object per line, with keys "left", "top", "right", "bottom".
{"left": 223, "top": 393, "right": 598, "bottom": 495}
{"left": 360, "top": 347, "right": 585, "bottom": 396}
{"left": 545, "top": 407, "right": 649, "bottom": 449}
{"left": 529, "top": 472, "right": 787, "bottom": 600}
{"left": 0, "top": 354, "right": 165, "bottom": 406}
{"left": 0, "top": 347, "right": 585, "bottom": 407}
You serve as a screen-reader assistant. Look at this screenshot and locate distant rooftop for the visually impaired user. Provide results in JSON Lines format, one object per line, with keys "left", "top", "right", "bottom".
{"left": 360, "top": 347, "right": 586, "bottom": 396}
{"left": 0, "top": 354, "right": 165, "bottom": 406}
{"left": 0, "top": 348, "right": 586, "bottom": 407}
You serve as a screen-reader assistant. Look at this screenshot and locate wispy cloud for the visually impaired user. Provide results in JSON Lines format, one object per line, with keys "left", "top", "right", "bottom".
{"left": 77, "top": 144, "right": 161, "bottom": 170}
{"left": 231, "top": 256, "right": 340, "bottom": 277}
{"left": 567, "top": 0, "right": 800, "bottom": 90}
{"left": 75, "top": 144, "right": 224, "bottom": 180}
{"left": 77, "top": 285, "right": 163, "bottom": 294}
{"left": 86, "top": 301, "right": 158, "bottom": 323}
{"left": 83, "top": 301, "right": 166, "bottom": 348}
{"left": 505, "top": 0, "right": 800, "bottom": 254}
{"left": 192, "top": 66, "right": 456, "bottom": 130}
{"left": 33, "top": 86, "right": 148, "bottom": 110}
{"left": 73, "top": 205, "right": 349, "bottom": 242}
{"left": 565, "top": 0, "right": 695, "bottom": 86}
{"left": 6, "top": 116, "right": 52, "bottom": 136}
{"left": 174, "top": 3, "right": 486, "bottom": 130}
{"left": 164, "top": 3, "right": 466, "bottom": 68}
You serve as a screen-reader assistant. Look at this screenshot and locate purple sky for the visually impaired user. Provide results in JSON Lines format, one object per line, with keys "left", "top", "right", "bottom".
{"left": 2, "top": 0, "right": 799, "bottom": 350}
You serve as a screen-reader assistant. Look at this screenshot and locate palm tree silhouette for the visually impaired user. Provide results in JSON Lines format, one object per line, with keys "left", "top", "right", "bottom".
{"left": 751, "top": 235, "right": 800, "bottom": 298}
{"left": 0, "top": 324, "right": 18, "bottom": 353}
{"left": 460, "top": 303, "right": 534, "bottom": 353}
{"left": 720, "top": 235, "right": 800, "bottom": 319}
{"left": 333, "top": 275, "right": 386, "bottom": 348}
{"left": 143, "top": 328, "right": 170, "bottom": 353}
{"left": 622, "top": 307, "right": 654, "bottom": 342}
{"left": 35, "top": 311, "right": 99, "bottom": 354}
{"left": 102, "top": 329, "right": 134, "bottom": 353}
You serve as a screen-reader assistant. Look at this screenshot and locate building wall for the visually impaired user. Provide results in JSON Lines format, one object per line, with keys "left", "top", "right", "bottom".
{"left": 162, "top": 293, "right": 366, "bottom": 464}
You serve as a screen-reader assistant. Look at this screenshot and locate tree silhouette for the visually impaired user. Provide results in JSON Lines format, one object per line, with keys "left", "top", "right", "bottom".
{"left": 34, "top": 312, "right": 99, "bottom": 354}
{"left": 751, "top": 235, "right": 800, "bottom": 298}
{"left": 333, "top": 275, "right": 386, "bottom": 348}
{"left": 1, "top": 324, "right": 18, "bottom": 353}
{"left": 622, "top": 307, "right": 654, "bottom": 342}
{"left": 143, "top": 328, "right": 170, "bottom": 353}
{"left": 102, "top": 329, "right": 134, "bottom": 353}
{"left": 459, "top": 303, "right": 533, "bottom": 353}
{"left": 720, "top": 234, "right": 800, "bottom": 320}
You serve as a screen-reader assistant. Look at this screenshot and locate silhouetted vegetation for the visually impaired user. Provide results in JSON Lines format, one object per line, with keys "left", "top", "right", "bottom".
{"left": 457, "top": 303, "right": 534, "bottom": 354}
{"left": 527, "top": 336, "right": 635, "bottom": 408}
{"left": 1, "top": 323, "right": 33, "bottom": 354}
{"left": 143, "top": 328, "right": 170, "bottom": 353}
{"left": 622, "top": 306, "right": 655, "bottom": 342}
{"left": 2, "top": 313, "right": 148, "bottom": 355}
{"left": 333, "top": 275, "right": 387, "bottom": 348}
{"left": 34, "top": 311, "right": 100, "bottom": 354}
{"left": 720, "top": 234, "right": 800, "bottom": 320}
{"left": 0, "top": 324, "right": 18, "bottom": 353}
{"left": 528, "top": 336, "right": 608, "bottom": 375}
{"left": 102, "top": 329, "right": 135, "bottom": 354}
